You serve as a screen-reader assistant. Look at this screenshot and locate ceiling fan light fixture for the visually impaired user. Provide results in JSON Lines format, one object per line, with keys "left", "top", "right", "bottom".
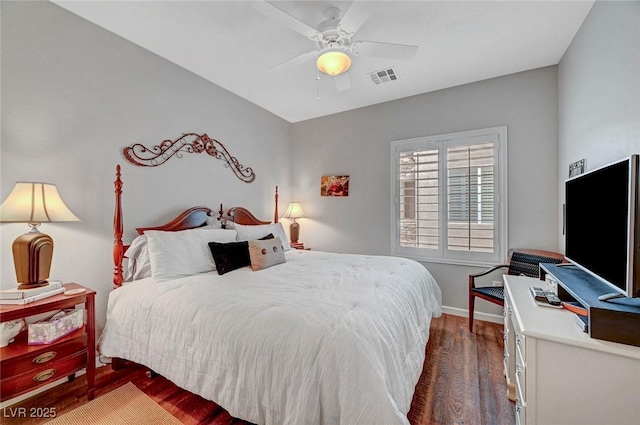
{"left": 316, "top": 50, "right": 351, "bottom": 76}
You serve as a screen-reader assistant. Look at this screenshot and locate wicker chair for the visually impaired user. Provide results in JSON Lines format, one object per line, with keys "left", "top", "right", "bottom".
{"left": 468, "top": 249, "right": 565, "bottom": 332}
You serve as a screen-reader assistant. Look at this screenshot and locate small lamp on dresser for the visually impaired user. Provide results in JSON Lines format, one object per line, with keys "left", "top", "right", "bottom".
{"left": 283, "top": 202, "right": 306, "bottom": 248}
{"left": 0, "top": 182, "right": 79, "bottom": 289}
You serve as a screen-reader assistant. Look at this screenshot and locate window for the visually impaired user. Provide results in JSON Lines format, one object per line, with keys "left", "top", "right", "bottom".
{"left": 391, "top": 127, "right": 507, "bottom": 266}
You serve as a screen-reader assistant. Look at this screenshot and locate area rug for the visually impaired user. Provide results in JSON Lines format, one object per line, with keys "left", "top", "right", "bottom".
{"left": 45, "top": 382, "right": 181, "bottom": 425}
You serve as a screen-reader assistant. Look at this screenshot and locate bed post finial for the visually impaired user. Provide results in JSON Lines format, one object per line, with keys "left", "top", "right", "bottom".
{"left": 274, "top": 186, "right": 279, "bottom": 223}
{"left": 218, "top": 203, "right": 227, "bottom": 228}
{"left": 113, "top": 165, "right": 124, "bottom": 287}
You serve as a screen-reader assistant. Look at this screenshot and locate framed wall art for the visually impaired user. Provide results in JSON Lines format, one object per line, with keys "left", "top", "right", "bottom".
{"left": 568, "top": 158, "right": 586, "bottom": 178}
{"left": 321, "top": 175, "right": 349, "bottom": 197}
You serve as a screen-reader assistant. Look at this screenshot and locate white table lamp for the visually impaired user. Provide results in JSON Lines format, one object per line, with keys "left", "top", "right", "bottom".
{"left": 283, "top": 202, "right": 306, "bottom": 243}
{"left": 0, "top": 182, "right": 79, "bottom": 289}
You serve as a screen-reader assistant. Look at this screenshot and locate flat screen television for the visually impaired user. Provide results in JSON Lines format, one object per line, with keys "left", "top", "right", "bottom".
{"left": 565, "top": 154, "right": 639, "bottom": 300}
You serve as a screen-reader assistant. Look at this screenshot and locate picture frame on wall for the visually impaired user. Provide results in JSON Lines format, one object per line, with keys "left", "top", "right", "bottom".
{"left": 568, "top": 159, "right": 586, "bottom": 178}
{"left": 321, "top": 175, "right": 349, "bottom": 197}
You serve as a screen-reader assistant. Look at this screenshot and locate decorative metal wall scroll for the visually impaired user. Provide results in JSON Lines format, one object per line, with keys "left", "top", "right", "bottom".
{"left": 123, "top": 133, "right": 255, "bottom": 183}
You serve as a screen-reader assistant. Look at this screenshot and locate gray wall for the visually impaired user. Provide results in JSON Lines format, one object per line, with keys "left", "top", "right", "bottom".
{"left": 558, "top": 0, "right": 640, "bottom": 247}
{"left": 291, "top": 67, "right": 560, "bottom": 317}
{"left": 0, "top": 1, "right": 292, "bottom": 329}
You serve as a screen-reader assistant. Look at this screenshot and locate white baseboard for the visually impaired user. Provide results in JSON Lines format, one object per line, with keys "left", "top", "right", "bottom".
{"left": 441, "top": 305, "right": 504, "bottom": 324}
{"left": 0, "top": 354, "right": 106, "bottom": 409}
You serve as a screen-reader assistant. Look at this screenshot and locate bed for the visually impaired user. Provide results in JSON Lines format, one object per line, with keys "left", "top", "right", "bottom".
{"left": 99, "top": 165, "right": 442, "bottom": 425}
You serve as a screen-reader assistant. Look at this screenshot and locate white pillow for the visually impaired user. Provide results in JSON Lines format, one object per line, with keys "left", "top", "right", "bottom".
{"left": 124, "top": 235, "right": 151, "bottom": 282}
{"left": 146, "top": 228, "right": 237, "bottom": 282}
{"left": 205, "top": 216, "right": 222, "bottom": 228}
{"left": 122, "top": 218, "right": 224, "bottom": 282}
{"left": 233, "top": 222, "right": 291, "bottom": 251}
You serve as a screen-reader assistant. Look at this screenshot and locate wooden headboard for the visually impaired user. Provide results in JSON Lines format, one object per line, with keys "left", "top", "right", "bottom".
{"left": 113, "top": 165, "right": 278, "bottom": 287}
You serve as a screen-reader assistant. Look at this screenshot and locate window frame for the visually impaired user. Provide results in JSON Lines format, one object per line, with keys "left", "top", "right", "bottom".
{"left": 390, "top": 126, "right": 508, "bottom": 266}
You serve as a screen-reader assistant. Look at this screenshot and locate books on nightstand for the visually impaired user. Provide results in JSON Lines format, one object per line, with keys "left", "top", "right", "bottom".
{"left": 0, "top": 281, "right": 64, "bottom": 305}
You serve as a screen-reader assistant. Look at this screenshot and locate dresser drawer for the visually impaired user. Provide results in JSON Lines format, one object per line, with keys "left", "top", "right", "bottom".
{"left": 1, "top": 334, "right": 86, "bottom": 376}
{"left": 0, "top": 351, "right": 87, "bottom": 399}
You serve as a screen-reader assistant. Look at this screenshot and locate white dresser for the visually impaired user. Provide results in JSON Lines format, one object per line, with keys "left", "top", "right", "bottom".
{"left": 503, "top": 275, "right": 640, "bottom": 425}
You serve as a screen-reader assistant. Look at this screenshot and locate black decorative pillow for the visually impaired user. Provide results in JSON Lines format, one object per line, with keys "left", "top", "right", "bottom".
{"left": 208, "top": 233, "right": 274, "bottom": 275}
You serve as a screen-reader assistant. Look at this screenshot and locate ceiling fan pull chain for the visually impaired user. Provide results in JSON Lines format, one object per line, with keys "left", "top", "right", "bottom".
{"left": 316, "top": 68, "right": 321, "bottom": 101}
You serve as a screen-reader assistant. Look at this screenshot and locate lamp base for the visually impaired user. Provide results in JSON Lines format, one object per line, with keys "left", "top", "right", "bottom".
{"left": 289, "top": 221, "right": 300, "bottom": 244}
{"left": 12, "top": 231, "right": 53, "bottom": 290}
{"left": 17, "top": 281, "right": 50, "bottom": 290}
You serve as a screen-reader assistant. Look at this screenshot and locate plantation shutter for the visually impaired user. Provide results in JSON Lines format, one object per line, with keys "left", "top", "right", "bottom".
{"left": 446, "top": 142, "right": 495, "bottom": 253}
{"left": 391, "top": 126, "right": 505, "bottom": 265}
{"left": 399, "top": 149, "right": 439, "bottom": 249}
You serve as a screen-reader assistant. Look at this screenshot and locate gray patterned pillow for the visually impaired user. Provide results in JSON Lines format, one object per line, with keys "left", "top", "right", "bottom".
{"left": 248, "top": 237, "right": 286, "bottom": 271}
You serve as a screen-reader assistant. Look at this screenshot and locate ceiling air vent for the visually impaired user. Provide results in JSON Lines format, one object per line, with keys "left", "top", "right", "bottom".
{"left": 368, "top": 68, "right": 398, "bottom": 85}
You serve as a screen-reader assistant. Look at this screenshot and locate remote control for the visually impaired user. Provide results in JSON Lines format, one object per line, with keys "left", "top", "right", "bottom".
{"left": 544, "top": 292, "right": 562, "bottom": 306}
{"left": 529, "top": 287, "right": 547, "bottom": 302}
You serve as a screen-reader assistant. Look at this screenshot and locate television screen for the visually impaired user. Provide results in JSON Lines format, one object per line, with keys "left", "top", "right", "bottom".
{"left": 565, "top": 155, "right": 638, "bottom": 297}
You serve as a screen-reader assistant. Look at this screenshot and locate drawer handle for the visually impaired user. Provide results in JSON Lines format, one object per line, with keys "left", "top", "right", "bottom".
{"left": 33, "top": 369, "right": 56, "bottom": 382}
{"left": 33, "top": 351, "right": 57, "bottom": 364}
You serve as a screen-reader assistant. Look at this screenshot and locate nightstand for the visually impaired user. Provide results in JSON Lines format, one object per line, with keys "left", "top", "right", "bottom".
{"left": 0, "top": 283, "right": 96, "bottom": 402}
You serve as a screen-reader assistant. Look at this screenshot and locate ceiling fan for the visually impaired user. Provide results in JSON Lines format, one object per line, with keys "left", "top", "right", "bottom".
{"left": 253, "top": 0, "right": 419, "bottom": 91}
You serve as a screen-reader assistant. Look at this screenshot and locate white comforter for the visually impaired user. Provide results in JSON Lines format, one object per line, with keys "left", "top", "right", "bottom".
{"left": 99, "top": 250, "right": 442, "bottom": 425}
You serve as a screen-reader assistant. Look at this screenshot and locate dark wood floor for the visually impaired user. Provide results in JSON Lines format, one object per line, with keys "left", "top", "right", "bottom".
{"left": 2, "top": 314, "right": 514, "bottom": 425}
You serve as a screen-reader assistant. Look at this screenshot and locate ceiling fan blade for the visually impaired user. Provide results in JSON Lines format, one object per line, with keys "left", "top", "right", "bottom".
{"left": 337, "top": 1, "right": 376, "bottom": 37}
{"left": 265, "top": 50, "right": 318, "bottom": 75}
{"left": 334, "top": 73, "right": 351, "bottom": 92}
{"left": 351, "top": 41, "right": 419, "bottom": 59}
{"left": 253, "top": 1, "right": 322, "bottom": 41}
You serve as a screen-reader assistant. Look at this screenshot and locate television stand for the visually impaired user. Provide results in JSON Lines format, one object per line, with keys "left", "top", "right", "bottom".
{"left": 598, "top": 292, "right": 627, "bottom": 302}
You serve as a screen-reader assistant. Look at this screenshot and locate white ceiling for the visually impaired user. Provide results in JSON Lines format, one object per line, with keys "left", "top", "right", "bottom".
{"left": 52, "top": 0, "right": 594, "bottom": 123}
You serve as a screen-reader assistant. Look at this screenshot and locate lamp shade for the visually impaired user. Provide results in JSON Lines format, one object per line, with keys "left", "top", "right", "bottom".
{"left": 316, "top": 50, "right": 351, "bottom": 76}
{"left": 283, "top": 202, "right": 306, "bottom": 219}
{"left": 0, "top": 182, "right": 79, "bottom": 224}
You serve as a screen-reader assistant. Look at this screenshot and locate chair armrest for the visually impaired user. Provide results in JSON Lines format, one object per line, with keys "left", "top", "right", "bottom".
{"left": 470, "top": 264, "right": 509, "bottom": 279}
{"left": 469, "top": 264, "right": 509, "bottom": 291}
